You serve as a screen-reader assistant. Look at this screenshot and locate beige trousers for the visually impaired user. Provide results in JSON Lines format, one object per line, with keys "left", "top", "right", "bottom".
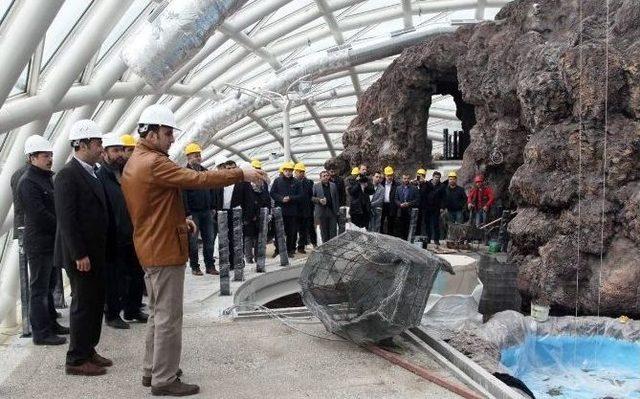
{"left": 142, "top": 265, "right": 185, "bottom": 387}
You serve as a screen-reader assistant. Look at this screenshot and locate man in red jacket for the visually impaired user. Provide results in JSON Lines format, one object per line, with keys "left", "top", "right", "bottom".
{"left": 467, "top": 175, "right": 494, "bottom": 227}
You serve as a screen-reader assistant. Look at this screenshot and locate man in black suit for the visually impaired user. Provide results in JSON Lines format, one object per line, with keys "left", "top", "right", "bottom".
{"left": 311, "top": 171, "right": 340, "bottom": 243}
{"left": 18, "top": 135, "right": 69, "bottom": 346}
{"left": 54, "top": 119, "right": 110, "bottom": 376}
{"left": 381, "top": 167, "right": 398, "bottom": 235}
{"left": 394, "top": 173, "right": 420, "bottom": 240}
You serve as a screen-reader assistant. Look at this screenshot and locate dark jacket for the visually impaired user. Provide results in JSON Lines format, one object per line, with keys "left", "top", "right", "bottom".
{"left": 54, "top": 158, "right": 109, "bottom": 273}
{"left": 96, "top": 163, "right": 134, "bottom": 253}
{"left": 296, "top": 177, "right": 314, "bottom": 218}
{"left": 443, "top": 184, "right": 468, "bottom": 212}
{"left": 10, "top": 163, "right": 29, "bottom": 239}
{"left": 330, "top": 175, "right": 346, "bottom": 207}
{"left": 312, "top": 182, "right": 339, "bottom": 219}
{"left": 382, "top": 179, "right": 399, "bottom": 213}
{"left": 420, "top": 181, "right": 445, "bottom": 211}
{"left": 182, "top": 163, "right": 215, "bottom": 215}
{"left": 17, "top": 164, "right": 56, "bottom": 254}
{"left": 270, "top": 176, "right": 302, "bottom": 217}
{"left": 347, "top": 179, "right": 375, "bottom": 216}
{"left": 394, "top": 183, "right": 420, "bottom": 217}
{"left": 232, "top": 181, "right": 271, "bottom": 237}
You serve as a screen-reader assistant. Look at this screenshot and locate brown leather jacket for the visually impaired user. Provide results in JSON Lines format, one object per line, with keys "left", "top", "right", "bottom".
{"left": 121, "top": 139, "right": 243, "bottom": 267}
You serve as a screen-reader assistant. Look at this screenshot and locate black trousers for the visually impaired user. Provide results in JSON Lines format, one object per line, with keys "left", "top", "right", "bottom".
{"left": 282, "top": 215, "right": 298, "bottom": 254}
{"left": 423, "top": 209, "right": 441, "bottom": 244}
{"left": 318, "top": 215, "right": 337, "bottom": 244}
{"left": 66, "top": 266, "right": 105, "bottom": 366}
{"left": 395, "top": 210, "right": 411, "bottom": 240}
{"left": 26, "top": 252, "right": 58, "bottom": 340}
{"left": 381, "top": 203, "right": 396, "bottom": 236}
{"left": 297, "top": 216, "right": 317, "bottom": 249}
{"left": 105, "top": 244, "right": 143, "bottom": 319}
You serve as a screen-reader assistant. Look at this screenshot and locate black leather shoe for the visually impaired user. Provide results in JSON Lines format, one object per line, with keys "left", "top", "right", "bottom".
{"left": 52, "top": 322, "right": 70, "bottom": 335}
{"left": 123, "top": 311, "right": 149, "bottom": 323}
{"left": 33, "top": 335, "right": 66, "bottom": 346}
{"left": 106, "top": 316, "right": 130, "bottom": 329}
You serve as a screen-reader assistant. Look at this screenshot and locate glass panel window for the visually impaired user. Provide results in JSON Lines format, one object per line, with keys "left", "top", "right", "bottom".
{"left": 42, "top": 0, "right": 94, "bottom": 70}
{"left": 9, "top": 62, "right": 29, "bottom": 97}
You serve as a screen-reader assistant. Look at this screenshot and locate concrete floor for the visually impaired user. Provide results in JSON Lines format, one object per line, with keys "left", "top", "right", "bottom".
{"left": 0, "top": 251, "right": 464, "bottom": 399}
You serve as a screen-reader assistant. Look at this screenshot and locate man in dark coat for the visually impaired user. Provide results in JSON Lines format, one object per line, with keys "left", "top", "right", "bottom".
{"left": 347, "top": 169, "right": 375, "bottom": 229}
{"left": 11, "top": 162, "right": 29, "bottom": 239}
{"left": 328, "top": 167, "right": 346, "bottom": 207}
{"left": 443, "top": 171, "right": 467, "bottom": 224}
{"left": 312, "top": 171, "right": 340, "bottom": 243}
{"left": 18, "top": 135, "right": 69, "bottom": 346}
{"left": 182, "top": 143, "right": 217, "bottom": 276}
{"left": 294, "top": 163, "right": 316, "bottom": 254}
{"left": 381, "top": 167, "right": 398, "bottom": 235}
{"left": 97, "top": 134, "right": 147, "bottom": 330}
{"left": 54, "top": 120, "right": 111, "bottom": 376}
{"left": 394, "top": 174, "right": 420, "bottom": 240}
{"left": 419, "top": 171, "right": 445, "bottom": 246}
{"left": 270, "top": 162, "right": 302, "bottom": 257}
{"left": 232, "top": 177, "right": 270, "bottom": 264}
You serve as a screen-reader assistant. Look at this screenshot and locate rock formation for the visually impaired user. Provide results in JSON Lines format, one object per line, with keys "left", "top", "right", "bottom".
{"left": 334, "top": 0, "right": 640, "bottom": 317}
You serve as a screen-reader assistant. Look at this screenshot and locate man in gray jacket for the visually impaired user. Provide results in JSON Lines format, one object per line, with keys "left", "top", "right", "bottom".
{"left": 369, "top": 171, "right": 385, "bottom": 231}
{"left": 311, "top": 170, "right": 339, "bottom": 243}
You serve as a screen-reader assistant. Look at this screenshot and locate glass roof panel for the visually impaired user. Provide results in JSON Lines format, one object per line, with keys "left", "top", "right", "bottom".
{"left": 42, "top": 0, "right": 94, "bottom": 70}
{"left": 9, "top": 62, "right": 28, "bottom": 97}
{"left": 97, "top": 0, "right": 151, "bottom": 62}
{"left": 0, "top": 0, "right": 15, "bottom": 28}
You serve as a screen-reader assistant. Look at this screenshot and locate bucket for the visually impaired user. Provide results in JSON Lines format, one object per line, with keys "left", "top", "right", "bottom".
{"left": 531, "top": 303, "right": 550, "bottom": 322}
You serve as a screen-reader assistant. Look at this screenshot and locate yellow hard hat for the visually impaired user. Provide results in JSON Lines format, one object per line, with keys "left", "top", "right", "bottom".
{"left": 283, "top": 161, "right": 295, "bottom": 170}
{"left": 184, "top": 143, "right": 202, "bottom": 155}
{"left": 351, "top": 167, "right": 360, "bottom": 175}
{"left": 294, "top": 162, "right": 306, "bottom": 172}
{"left": 384, "top": 166, "right": 394, "bottom": 175}
{"left": 250, "top": 159, "right": 262, "bottom": 169}
{"left": 278, "top": 166, "right": 284, "bottom": 174}
{"left": 417, "top": 168, "right": 427, "bottom": 176}
{"left": 448, "top": 171, "right": 458, "bottom": 178}
{"left": 121, "top": 134, "right": 136, "bottom": 147}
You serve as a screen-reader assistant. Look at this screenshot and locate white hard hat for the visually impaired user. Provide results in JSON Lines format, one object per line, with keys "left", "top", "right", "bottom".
{"left": 24, "top": 135, "right": 53, "bottom": 155}
{"left": 137, "top": 104, "right": 181, "bottom": 130}
{"left": 69, "top": 119, "right": 102, "bottom": 141}
{"left": 102, "top": 133, "right": 124, "bottom": 148}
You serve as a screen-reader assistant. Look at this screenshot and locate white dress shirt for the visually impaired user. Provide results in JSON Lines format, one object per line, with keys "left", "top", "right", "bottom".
{"left": 384, "top": 184, "right": 392, "bottom": 203}
{"left": 74, "top": 155, "right": 98, "bottom": 179}
{"left": 223, "top": 184, "right": 234, "bottom": 209}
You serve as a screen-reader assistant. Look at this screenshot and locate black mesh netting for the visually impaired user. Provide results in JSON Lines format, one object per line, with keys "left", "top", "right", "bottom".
{"left": 300, "top": 230, "right": 454, "bottom": 344}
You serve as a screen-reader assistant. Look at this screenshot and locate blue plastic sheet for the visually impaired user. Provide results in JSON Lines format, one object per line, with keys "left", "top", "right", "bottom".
{"left": 501, "top": 334, "right": 640, "bottom": 399}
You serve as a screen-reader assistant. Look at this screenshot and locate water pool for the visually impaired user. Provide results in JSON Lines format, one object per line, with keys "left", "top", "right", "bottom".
{"left": 501, "top": 334, "right": 640, "bottom": 399}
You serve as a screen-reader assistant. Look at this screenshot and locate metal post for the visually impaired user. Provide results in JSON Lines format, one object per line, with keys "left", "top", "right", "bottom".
{"left": 53, "top": 268, "right": 66, "bottom": 308}
{"left": 443, "top": 128, "right": 449, "bottom": 160}
{"left": 17, "top": 227, "right": 31, "bottom": 337}
{"left": 407, "top": 208, "right": 419, "bottom": 243}
{"left": 498, "top": 210, "right": 511, "bottom": 252}
{"left": 370, "top": 207, "right": 382, "bottom": 232}
{"left": 338, "top": 206, "right": 347, "bottom": 234}
{"left": 217, "top": 210, "right": 231, "bottom": 296}
{"left": 272, "top": 207, "right": 289, "bottom": 266}
{"left": 283, "top": 100, "right": 292, "bottom": 162}
{"left": 453, "top": 131, "right": 459, "bottom": 159}
{"left": 232, "top": 207, "right": 245, "bottom": 282}
{"left": 256, "top": 207, "right": 268, "bottom": 273}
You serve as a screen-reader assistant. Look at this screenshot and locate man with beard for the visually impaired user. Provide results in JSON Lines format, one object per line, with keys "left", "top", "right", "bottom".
{"left": 54, "top": 119, "right": 110, "bottom": 376}
{"left": 18, "top": 135, "right": 69, "bottom": 345}
{"left": 97, "top": 133, "right": 148, "bottom": 329}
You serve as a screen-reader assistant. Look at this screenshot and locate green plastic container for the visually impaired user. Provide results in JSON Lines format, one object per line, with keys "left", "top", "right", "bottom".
{"left": 488, "top": 241, "right": 501, "bottom": 253}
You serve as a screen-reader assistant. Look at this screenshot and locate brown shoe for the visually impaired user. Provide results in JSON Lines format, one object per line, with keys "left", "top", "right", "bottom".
{"left": 66, "top": 361, "right": 106, "bottom": 376}
{"left": 90, "top": 353, "right": 113, "bottom": 367}
{"left": 205, "top": 267, "right": 219, "bottom": 275}
{"left": 151, "top": 378, "right": 199, "bottom": 396}
{"left": 143, "top": 369, "right": 182, "bottom": 387}
{"left": 191, "top": 268, "right": 203, "bottom": 276}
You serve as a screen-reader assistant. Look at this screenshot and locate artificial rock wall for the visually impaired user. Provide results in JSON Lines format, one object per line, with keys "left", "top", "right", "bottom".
{"left": 333, "top": 0, "right": 640, "bottom": 316}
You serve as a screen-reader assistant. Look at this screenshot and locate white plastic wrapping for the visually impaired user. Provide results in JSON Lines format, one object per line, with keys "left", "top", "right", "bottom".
{"left": 121, "top": 0, "right": 248, "bottom": 89}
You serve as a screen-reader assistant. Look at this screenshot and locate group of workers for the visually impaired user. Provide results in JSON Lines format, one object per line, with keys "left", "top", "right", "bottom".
{"left": 13, "top": 103, "right": 266, "bottom": 396}
{"left": 11, "top": 97, "right": 495, "bottom": 397}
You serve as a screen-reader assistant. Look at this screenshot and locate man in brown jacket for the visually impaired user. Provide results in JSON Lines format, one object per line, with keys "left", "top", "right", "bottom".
{"left": 121, "top": 104, "right": 267, "bottom": 396}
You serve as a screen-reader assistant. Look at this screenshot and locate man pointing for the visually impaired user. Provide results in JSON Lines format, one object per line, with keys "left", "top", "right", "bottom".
{"left": 121, "top": 104, "right": 267, "bottom": 396}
